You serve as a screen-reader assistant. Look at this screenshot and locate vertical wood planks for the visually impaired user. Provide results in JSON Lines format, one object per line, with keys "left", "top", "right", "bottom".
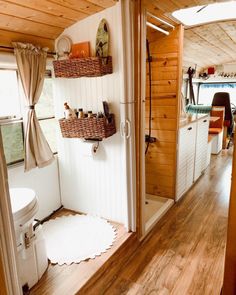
{"left": 145, "top": 25, "right": 183, "bottom": 199}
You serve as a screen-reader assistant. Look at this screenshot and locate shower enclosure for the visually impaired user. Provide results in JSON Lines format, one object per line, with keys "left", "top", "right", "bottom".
{"left": 142, "top": 12, "right": 179, "bottom": 235}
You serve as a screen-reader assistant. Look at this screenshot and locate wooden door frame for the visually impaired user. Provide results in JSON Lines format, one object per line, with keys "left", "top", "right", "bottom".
{"left": 0, "top": 131, "right": 22, "bottom": 295}
{"left": 222, "top": 145, "right": 236, "bottom": 294}
{"left": 134, "top": 0, "right": 145, "bottom": 238}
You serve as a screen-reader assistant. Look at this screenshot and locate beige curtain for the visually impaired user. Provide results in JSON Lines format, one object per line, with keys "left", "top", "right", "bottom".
{"left": 13, "top": 42, "right": 54, "bottom": 171}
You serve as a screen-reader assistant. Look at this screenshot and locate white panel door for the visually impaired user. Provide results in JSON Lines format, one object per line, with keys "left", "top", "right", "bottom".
{"left": 201, "top": 117, "right": 210, "bottom": 171}
{"left": 176, "top": 122, "right": 197, "bottom": 201}
{"left": 185, "top": 122, "right": 197, "bottom": 190}
{"left": 194, "top": 116, "right": 209, "bottom": 181}
{"left": 176, "top": 127, "right": 188, "bottom": 200}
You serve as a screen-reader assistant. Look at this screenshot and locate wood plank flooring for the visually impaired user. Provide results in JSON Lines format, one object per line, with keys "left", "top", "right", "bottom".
{"left": 104, "top": 148, "right": 232, "bottom": 295}
{"left": 30, "top": 210, "right": 131, "bottom": 295}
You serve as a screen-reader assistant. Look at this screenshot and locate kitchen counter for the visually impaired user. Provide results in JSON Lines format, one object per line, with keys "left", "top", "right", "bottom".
{"left": 179, "top": 114, "right": 209, "bottom": 128}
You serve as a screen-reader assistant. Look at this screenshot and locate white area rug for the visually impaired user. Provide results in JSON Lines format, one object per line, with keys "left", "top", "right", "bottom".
{"left": 42, "top": 214, "right": 117, "bottom": 265}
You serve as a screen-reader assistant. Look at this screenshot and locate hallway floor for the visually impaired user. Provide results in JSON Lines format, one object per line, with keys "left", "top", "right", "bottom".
{"left": 105, "top": 148, "right": 233, "bottom": 295}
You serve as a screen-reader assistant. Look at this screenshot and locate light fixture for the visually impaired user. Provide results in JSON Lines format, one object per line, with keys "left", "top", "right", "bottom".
{"left": 147, "top": 12, "right": 175, "bottom": 29}
{"left": 146, "top": 22, "right": 169, "bottom": 36}
{"left": 172, "top": 1, "right": 236, "bottom": 26}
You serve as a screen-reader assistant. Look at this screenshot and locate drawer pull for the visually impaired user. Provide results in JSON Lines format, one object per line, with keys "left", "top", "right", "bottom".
{"left": 187, "top": 127, "right": 192, "bottom": 131}
{"left": 203, "top": 119, "right": 207, "bottom": 122}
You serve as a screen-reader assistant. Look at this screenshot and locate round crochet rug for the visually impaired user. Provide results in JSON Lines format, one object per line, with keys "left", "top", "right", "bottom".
{"left": 42, "top": 214, "right": 117, "bottom": 265}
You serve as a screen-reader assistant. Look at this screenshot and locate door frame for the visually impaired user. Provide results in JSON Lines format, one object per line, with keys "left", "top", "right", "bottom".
{"left": 0, "top": 130, "right": 22, "bottom": 295}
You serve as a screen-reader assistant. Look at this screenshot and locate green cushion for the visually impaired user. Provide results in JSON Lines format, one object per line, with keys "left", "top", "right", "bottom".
{"left": 186, "top": 104, "right": 212, "bottom": 114}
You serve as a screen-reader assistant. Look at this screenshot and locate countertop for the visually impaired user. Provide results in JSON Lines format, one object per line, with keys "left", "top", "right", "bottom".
{"left": 179, "top": 114, "right": 209, "bottom": 128}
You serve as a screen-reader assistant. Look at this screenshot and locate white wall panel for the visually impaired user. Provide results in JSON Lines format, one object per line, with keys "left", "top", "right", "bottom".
{"left": 8, "top": 159, "right": 61, "bottom": 220}
{"left": 54, "top": 3, "right": 127, "bottom": 224}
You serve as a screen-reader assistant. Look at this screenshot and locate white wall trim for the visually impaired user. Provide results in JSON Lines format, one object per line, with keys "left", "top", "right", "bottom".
{"left": 140, "top": 7, "right": 148, "bottom": 237}
{"left": 119, "top": 0, "right": 137, "bottom": 232}
{"left": 0, "top": 130, "right": 22, "bottom": 295}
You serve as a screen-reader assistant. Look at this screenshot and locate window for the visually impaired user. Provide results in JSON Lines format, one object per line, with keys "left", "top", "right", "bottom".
{"left": 36, "top": 77, "right": 57, "bottom": 153}
{"left": 0, "top": 121, "right": 24, "bottom": 165}
{"left": 0, "top": 69, "right": 57, "bottom": 165}
{"left": 172, "top": 2, "right": 236, "bottom": 27}
{"left": 0, "top": 70, "right": 21, "bottom": 117}
{"left": 198, "top": 83, "right": 236, "bottom": 106}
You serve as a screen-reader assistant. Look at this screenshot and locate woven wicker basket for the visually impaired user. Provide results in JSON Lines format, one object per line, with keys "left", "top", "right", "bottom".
{"left": 53, "top": 56, "right": 113, "bottom": 78}
{"left": 59, "top": 114, "right": 116, "bottom": 139}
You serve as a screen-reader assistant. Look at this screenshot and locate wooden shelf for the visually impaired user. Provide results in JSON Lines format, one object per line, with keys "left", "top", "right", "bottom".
{"left": 53, "top": 56, "right": 113, "bottom": 78}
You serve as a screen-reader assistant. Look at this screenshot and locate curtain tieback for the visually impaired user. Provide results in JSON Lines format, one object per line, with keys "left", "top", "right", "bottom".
{"left": 28, "top": 105, "right": 35, "bottom": 110}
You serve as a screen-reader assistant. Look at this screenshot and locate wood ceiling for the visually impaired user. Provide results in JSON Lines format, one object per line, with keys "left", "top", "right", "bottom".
{"left": 184, "top": 21, "right": 236, "bottom": 72}
{"left": 0, "top": 0, "right": 117, "bottom": 51}
{"left": 145, "top": 0, "right": 236, "bottom": 71}
{"left": 0, "top": 0, "right": 235, "bottom": 69}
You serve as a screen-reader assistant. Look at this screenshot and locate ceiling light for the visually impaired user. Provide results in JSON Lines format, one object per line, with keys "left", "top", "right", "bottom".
{"left": 147, "top": 12, "right": 175, "bottom": 29}
{"left": 172, "top": 1, "right": 236, "bottom": 26}
{"left": 146, "top": 22, "right": 169, "bottom": 35}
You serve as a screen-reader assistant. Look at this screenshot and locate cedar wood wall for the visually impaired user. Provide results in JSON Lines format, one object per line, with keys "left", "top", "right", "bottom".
{"left": 145, "top": 25, "right": 183, "bottom": 199}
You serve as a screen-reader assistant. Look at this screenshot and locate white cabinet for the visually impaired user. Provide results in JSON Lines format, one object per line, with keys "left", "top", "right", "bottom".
{"left": 194, "top": 116, "right": 209, "bottom": 181}
{"left": 176, "top": 121, "right": 197, "bottom": 201}
{"left": 176, "top": 115, "right": 209, "bottom": 201}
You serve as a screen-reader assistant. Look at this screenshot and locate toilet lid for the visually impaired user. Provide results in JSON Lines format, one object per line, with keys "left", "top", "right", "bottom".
{"left": 9, "top": 188, "right": 38, "bottom": 225}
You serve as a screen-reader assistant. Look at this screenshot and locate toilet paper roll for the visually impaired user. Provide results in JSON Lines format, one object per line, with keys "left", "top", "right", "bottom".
{"left": 81, "top": 141, "right": 98, "bottom": 157}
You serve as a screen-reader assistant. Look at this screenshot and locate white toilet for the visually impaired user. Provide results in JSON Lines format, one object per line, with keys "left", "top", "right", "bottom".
{"left": 9, "top": 188, "right": 48, "bottom": 290}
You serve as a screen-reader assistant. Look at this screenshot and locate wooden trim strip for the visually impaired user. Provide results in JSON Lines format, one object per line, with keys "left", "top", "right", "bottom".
{"left": 0, "top": 130, "right": 21, "bottom": 294}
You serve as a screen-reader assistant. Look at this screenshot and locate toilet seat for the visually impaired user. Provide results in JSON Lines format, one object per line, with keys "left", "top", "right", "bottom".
{"left": 9, "top": 188, "right": 38, "bottom": 227}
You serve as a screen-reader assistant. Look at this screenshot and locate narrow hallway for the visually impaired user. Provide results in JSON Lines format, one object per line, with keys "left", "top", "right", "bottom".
{"left": 105, "top": 149, "right": 233, "bottom": 295}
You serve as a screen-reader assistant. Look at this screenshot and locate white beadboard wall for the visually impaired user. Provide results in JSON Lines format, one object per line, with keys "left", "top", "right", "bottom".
{"left": 54, "top": 3, "right": 128, "bottom": 224}
{"left": 8, "top": 158, "right": 61, "bottom": 220}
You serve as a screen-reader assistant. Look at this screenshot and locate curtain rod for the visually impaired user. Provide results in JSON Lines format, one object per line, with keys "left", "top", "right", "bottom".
{"left": 0, "top": 45, "right": 56, "bottom": 56}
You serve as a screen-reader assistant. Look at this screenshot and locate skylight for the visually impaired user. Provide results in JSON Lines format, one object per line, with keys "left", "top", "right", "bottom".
{"left": 172, "top": 1, "right": 236, "bottom": 26}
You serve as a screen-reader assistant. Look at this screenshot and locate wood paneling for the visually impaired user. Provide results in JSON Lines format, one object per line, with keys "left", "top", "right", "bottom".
{"left": 184, "top": 21, "right": 236, "bottom": 71}
{"left": 0, "top": 0, "right": 74, "bottom": 28}
{"left": 49, "top": 0, "right": 107, "bottom": 14}
{"left": 0, "top": 29, "right": 54, "bottom": 51}
{"left": 145, "top": 24, "right": 183, "bottom": 199}
{"left": 145, "top": 105, "right": 177, "bottom": 119}
{"left": 0, "top": 13, "right": 62, "bottom": 39}
{"left": 144, "top": 0, "right": 236, "bottom": 70}
{"left": 0, "top": 0, "right": 117, "bottom": 49}
{"left": 105, "top": 148, "right": 232, "bottom": 294}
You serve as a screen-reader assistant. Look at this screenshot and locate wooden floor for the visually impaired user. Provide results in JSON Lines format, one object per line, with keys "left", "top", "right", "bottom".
{"left": 30, "top": 210, "right": 131, "bottom": 295}
{"left": 104, "top": 148, "right": 233, "bottom": 295}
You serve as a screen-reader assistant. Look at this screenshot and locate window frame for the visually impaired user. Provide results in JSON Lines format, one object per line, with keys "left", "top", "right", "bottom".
{"left": 198, "top": 81, "right": 236, "bottom": 105}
